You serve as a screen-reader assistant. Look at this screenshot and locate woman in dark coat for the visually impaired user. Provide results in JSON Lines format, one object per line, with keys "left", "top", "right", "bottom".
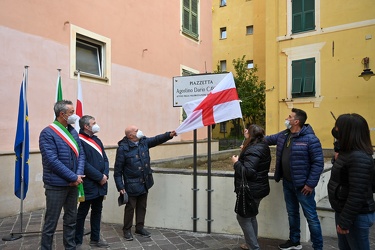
{"left": 328, "top": 113, "right": 375, "bottom": 250}
{"left": 232, "top": 124, "right": 271, "bottom": 250}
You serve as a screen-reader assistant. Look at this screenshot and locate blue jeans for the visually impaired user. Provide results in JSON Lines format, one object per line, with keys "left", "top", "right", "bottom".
{"left": 335, "top": 211, "right": 375, "bottom": 250}
{"left": 283, "top": 180, "right": 323, "bottom": 250}
{"left": 237, "top": 198, "right": 262, "bottom": 250}
{"left": 75, "top": 196, "right": 104, "bottom": 244}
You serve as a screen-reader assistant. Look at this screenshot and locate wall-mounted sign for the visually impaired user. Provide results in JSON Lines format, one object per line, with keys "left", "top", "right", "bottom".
{"left": 172, "top": 73, "right": 228, "bottom": 107}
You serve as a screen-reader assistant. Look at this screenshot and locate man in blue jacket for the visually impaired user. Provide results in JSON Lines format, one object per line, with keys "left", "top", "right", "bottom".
{"left": 75, "top": 115, "right": 109, "bottom": 248}
{"left": 114, "top": 125, "right": 176, "bottom": 241}
{"left": 265, "top": 108, "right": 324, "bottom": 250}
{"left": 39, "top": 100, "right": 85, "bottom": 250}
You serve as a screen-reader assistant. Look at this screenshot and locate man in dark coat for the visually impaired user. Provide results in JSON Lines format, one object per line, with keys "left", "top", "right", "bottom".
{"left": 265, "top": 108, "right": 324, "bottom": 250}
{"left": 75, "top": 115, "right": 109, "bottom": 248}
{"left": 114, "top": 125, "right": 176, "bottom": 240}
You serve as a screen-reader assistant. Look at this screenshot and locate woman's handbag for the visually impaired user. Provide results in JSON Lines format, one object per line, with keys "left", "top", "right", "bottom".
{"left": 235, "top": 167, "right": 259, "bottom": 218}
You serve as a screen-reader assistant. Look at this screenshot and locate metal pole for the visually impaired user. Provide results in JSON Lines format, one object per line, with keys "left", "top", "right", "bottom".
{"left": 192, "top": 129, "right": 199, "bottom": 231}
{"left": 3, "top": 66, "right": 28, "bottom": 241}
{"left": 206, "top": 125, "right": 213, "bottom": 233}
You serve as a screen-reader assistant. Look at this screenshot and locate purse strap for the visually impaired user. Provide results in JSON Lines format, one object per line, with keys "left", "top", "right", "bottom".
{"left": 240, "top": 166, "right": 249, "bottom": 187}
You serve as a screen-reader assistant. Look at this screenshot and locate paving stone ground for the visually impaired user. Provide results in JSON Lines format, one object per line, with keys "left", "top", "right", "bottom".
{"left": 1, "top": 209, "right": 374, "bottom": 249}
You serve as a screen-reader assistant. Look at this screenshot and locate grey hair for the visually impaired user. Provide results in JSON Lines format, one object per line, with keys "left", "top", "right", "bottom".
{"left": 79, "top": 115, "right": 94, "bottom": 129}
{"left": 54, "top": 100, "right": 73, "bottom": 117}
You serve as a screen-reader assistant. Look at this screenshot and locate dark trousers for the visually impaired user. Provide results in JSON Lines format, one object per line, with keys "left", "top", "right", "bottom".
{"left": 123, "top": 193, "right": 148, "bottom": 232}
{"left": 41, "top": 185, "right": 78, "bottom": 250}
{"left": 75, "top": 196, "right": 104, "bottom": 244}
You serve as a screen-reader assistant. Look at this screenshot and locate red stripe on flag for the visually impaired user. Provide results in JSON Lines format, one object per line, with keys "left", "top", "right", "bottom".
{"left": 76, "top": 100, "right": 83, "bottom": 117}
{"left": 193, "top": 88, "right": 239, "bottom": 126}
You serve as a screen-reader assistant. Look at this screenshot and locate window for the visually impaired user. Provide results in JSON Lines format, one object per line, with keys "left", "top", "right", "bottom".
{"left": 292, "top": 0, "right": 315, "bottom": 33}
{"left": 246, "top": 25, "right": 253, "bottom": 35}
{"left": 182, "top": 0, "right": 199, "bottom": 40}
{"left": 70, "top": 25, "right": 111, "bottom": 84}
{"left": 220, "top": 60, "right": 227, "bottom": 72}
{"left": 220, "top": 27, "right": 227, "bottom": 39}
{"left": 246, "top": 60, "right": 254, "bottom": 69}
{"left": 292, "top": 58, "right": 315, "bottom": 98}
{"left": 220, "top": 0, "right": 226, "bottom": 7}
{"left": 76, "top": 37, "right": 102, "bottom": 77}
{"left": 282, "top": 42, "right": 324, "bottom": 107}
{"left": 220, "top": 122, "right": 227, "bottom": 133}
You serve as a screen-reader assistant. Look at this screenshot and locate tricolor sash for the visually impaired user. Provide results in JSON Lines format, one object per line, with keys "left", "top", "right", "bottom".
{"left": 79, "top": 134, "right": 103, "bottom": 158}
{"left": 49, "top": 121, "right": 79, "bottom": 157}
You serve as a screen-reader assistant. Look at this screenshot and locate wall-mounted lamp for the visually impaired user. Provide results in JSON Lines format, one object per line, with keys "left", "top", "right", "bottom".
{"left": 358, "top": 57, "right": 375, "bottom": 81}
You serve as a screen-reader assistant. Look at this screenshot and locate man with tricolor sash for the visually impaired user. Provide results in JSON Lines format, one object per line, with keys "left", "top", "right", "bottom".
{"left": 39, "top": 100, "right": 85, "bottom": 250}
{"left": 75, "top": 115, "right": 109, "bottom": 248}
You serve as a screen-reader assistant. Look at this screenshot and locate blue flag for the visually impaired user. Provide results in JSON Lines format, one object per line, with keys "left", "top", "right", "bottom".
{"left": 14, "top": 74, "right": 29, "bottom": 200}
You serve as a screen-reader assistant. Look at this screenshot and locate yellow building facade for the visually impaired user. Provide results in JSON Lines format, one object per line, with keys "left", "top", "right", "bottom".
{"left": 265, "top": 0, "right": 375, "bottom": 148}
{"left": 212, "top": 0, "right": 266, "bottom": 139}
{"left": 213, "top": 0, "right": 375, "bottom": 148}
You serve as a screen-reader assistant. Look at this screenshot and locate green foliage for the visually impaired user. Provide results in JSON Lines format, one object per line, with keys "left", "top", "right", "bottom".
{"left": 213, "top": 57, "right": 266, "bottom": 138}
{"left": 233, "top": 56, "right": 266, "bottom": 128}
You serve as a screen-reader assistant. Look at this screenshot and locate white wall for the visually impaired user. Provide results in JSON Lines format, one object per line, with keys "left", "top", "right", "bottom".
{"left": 103, "top": 165, "right": 333, "bottom": 242}
{"left": 0, "top": 141, "right": 218, "bottom": 218}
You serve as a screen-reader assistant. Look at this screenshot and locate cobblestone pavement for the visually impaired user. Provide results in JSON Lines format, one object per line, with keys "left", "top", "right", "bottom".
{"left": 1, "top": 209, "right": 375, "bottom": 249}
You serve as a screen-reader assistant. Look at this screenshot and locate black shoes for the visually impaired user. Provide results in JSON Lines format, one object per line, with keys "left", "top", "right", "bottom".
{"left": 123, "top": 231, "right": 134, "bottom": 241}
{"left": 278, "top": 239, "right": 302, "bottom": 250}
{"left": 89, "top": 239, "right": 109, "bottom": 248}
{"left": 135, "top": 228, "right": 151, "bottom": 237}
{"left": 124, "top": 228, "right": 151, "bottom": 240}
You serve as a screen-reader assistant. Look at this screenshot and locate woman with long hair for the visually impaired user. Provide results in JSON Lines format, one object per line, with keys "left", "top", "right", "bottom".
{"left": 328, "top": 113, "right": 375, "bottom": 250}
{"left": 232, "top": 124, "right": 271, "bottom": 250}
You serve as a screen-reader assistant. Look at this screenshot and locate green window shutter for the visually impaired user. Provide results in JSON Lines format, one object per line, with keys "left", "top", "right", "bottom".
{"left": 191, "top": 0, "right": 198, "bottom": 35}
{"left": 304, "top": 0, "right": 315, "bottom": 31}
{"left": 182, "top": 0, "right": 199, "bottom": 40}
{"left": 292, "top": 58, "right": 315, "bottom": 98}
{"left": 303, "top": 58, "right": 315, "bottom": 94}
{"left": 292, "top": 0, "right": 303, "bottom": 33}
{"left": 182, "top": 0, "right": 190, "bottom": 31}
{"left": 292, "top": 0, "right": 315, "bottom": 33}
{"left": 292, "top": 60, "right": 303, "bottom": 94}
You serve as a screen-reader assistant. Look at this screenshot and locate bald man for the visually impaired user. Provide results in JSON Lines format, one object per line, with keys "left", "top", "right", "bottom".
{"left": 113, "top": 126, "right": 176, "bottom": 240}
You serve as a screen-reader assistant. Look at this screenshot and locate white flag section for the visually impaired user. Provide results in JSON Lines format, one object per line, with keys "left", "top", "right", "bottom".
{"left": 176, "top": 72, "right": 242, "bottom": 134}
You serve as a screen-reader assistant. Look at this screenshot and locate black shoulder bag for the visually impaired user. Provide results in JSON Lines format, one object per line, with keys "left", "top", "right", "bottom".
{"left": 234, "top": 167, "right": 259, "bottom": 218}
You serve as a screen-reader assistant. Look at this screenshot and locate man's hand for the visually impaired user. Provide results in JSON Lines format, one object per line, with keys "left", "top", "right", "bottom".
{"left": 100, "top": 174, "right": 108, "bottom": 186}
{"left": 337, "top": 225, "right": 349, "bottom": 234}
{"left": 301, "top": 185, "right": 313, "bottom": 196}
{"left": 120, "top": 189, "right": 126, "bottom": 195}
{"left": 170, "top": 131, "right": 177, "bottom": 137}
{"left": 69, "top": 175, "right": 85, "bottom": 186}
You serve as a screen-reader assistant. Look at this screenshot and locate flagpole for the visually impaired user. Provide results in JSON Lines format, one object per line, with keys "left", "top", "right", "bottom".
{"left": 56, "top": 69, "right": 61, "bottom": 101}
{"left": 19, "top": 66, "right": 29, "bottom": 236}
{"left": 241, "top": 118, "right": 246, "bottom": 146}
{"left": 2, "top": 66, "right": 28, "bottom": 241}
